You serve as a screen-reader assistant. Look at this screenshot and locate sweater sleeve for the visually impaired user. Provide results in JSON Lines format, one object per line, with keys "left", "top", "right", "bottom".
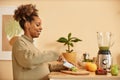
{"left": 12, "top": 39, "right": 59, "bottom": 69}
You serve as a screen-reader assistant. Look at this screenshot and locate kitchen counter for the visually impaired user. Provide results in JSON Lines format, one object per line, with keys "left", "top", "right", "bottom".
{"left": 49, "top": 71, "right": 120, "bottom": 80}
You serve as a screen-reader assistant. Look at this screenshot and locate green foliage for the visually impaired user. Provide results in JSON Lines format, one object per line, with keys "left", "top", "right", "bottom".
{"left": 4, "top": 18, "right": 22, "bottom": 38}
{"left": 57, "top": 33, "right": 82, "bottom": 53}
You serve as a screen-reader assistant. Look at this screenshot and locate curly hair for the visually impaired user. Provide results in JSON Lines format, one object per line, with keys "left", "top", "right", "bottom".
{"left": 13, "top": 4, "right": 39, "bottom": 29}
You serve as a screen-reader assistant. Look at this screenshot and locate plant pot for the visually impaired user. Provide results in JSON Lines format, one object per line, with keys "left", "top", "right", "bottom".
{"left": 62, "top": 52, "right": 77, "bottom": 65}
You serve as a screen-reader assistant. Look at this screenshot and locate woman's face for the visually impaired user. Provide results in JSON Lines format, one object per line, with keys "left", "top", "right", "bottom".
{"left": 29, "top": 16, "right": 42, "bottom": 38}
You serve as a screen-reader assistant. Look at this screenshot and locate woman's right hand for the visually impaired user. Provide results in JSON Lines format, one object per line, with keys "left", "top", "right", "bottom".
{"left": 57, "top": 54, "right": 65, "bottom": 62}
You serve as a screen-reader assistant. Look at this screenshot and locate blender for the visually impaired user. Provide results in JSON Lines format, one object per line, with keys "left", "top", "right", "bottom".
{"left": 97, "top": 32, "right": 112, "bottom": 71}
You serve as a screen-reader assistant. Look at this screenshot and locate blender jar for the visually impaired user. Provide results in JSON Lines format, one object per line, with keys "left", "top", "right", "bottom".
{"left": 97, "top": 32, "right": 112, "bottom": 50}
{"left": 97, "top": 32, "right": 113, "bottom": 71}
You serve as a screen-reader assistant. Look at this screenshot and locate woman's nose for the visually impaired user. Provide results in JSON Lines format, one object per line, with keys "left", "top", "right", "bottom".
{"left": 40, "top": 26, "right": 42, "bottom": 30}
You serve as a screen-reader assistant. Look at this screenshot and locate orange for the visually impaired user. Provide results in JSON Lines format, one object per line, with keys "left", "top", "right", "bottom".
{"left": 85, "top": 62, "right": 97, "bottom": 72}
{"left": 85, "top": 62, "right": 91, "bottom": 70}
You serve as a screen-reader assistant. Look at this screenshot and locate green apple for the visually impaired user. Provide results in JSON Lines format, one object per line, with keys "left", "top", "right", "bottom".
{"left": 111, "top": 65, "right": 119, "bottom": 76}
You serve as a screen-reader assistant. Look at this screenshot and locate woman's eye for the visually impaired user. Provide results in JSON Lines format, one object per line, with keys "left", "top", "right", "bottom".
{"left": 36, "top": 24, "right": 40, "bottom": 27}
{"left": 36, "top": 24, "right": 39, "bottom": 26}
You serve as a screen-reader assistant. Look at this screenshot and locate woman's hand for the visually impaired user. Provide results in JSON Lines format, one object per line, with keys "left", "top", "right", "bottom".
{"left": 57, "top": 54, "right": 65, "bottom": 62}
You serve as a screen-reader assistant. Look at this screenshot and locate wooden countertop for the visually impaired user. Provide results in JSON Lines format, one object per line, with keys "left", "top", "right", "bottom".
{"left": 49, "top": 71, "right": 120, "bottom": 80}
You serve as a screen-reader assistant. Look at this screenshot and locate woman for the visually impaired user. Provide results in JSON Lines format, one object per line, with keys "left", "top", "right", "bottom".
{"left": 12, "top": 4, "right": 60, "bottom": 80}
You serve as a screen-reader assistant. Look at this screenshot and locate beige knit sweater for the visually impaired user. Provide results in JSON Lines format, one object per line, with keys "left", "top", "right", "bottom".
{"left": 12, "top": 35, "right": 60, "bottom": 80}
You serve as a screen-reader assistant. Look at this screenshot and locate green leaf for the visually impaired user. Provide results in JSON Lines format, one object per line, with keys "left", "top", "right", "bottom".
{"left": 68, "top": 33, "right": 72, "bottom": 39}
{"left": 70, "top": 49, "right": 73, "bottom": 53}
{"left": 71, "top": 37, "right": 82, "bottom": 42}
{"left": 57, "top": 37, "right": 68, "bottom": 43}
{"left": 69, "top": 43, "right": 74, "bottom": 47}
{"left": 64, "top": 41, "right": 68, "bottom": 45}
{"left": 57, "top": 33, "right": 82, "bottom": 53}
{"left": 66, "top": 50, "right": 69, "bottom": 52}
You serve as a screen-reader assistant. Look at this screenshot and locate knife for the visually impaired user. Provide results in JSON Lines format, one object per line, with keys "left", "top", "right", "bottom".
{"left": 63, "top": 59, "right": 75, "bottom": 69}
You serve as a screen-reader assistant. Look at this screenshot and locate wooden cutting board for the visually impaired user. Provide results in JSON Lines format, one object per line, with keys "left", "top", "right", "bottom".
{"left": 61, "top": 70, "right": 90, "bottom": 75}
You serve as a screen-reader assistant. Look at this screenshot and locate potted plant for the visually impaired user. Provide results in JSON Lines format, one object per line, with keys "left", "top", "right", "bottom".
{"left": 57, "top": 33, "right": 82, "bottom": 65}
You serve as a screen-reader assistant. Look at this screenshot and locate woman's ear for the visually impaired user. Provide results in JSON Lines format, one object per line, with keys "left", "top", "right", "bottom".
{"left": 24, "top": 21, "right": 31, "bottom": 29}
